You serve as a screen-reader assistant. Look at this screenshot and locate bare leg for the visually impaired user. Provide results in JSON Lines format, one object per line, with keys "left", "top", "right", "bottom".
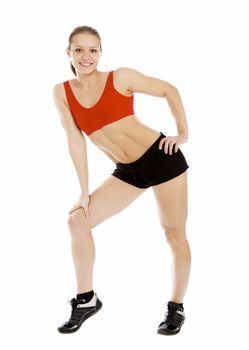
{"left": 152, "top": 170, "right": 191, "bottom": 303}
{"left": 67, "top": 176, "right": 147, "bottom": 294}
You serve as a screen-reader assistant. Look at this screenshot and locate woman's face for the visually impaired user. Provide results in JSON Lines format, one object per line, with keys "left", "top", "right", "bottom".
{"left": 67, "top": 33, "right": 101, "bottom": 75}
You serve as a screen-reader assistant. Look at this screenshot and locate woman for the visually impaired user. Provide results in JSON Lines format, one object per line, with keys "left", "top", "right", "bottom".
{"left": 53, "top": 25, "right": 191, "bottom": 336}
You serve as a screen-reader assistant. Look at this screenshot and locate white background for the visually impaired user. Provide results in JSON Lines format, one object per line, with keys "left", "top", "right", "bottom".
{"left": 0, "top": 0, "right": 248, "bottom": 348}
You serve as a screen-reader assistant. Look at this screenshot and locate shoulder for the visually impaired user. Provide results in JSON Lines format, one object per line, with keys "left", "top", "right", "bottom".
{"left": 52, "top": 81, "right": 69, "bottom": 106}
{"left": 113, "top": 67, "right": 146, "bottom": 85}
{"left": 113, "top": 67, "right": 144, "bottom": 94}
{"left": 52, "top": 82, "right": 64, "bottom": 96}
{"left": 113, "top": 67, "right": 143, "bottom": 80}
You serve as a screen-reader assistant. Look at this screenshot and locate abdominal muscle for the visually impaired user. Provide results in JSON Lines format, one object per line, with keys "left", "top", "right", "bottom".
{"left": 89, "top": 114, "right": 162, "bottom": 164}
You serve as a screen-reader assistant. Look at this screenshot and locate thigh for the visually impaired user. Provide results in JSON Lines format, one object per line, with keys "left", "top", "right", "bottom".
{"left": 152, "top": 170, "right": 188, "bottom": 230}
{"left": 70, "top": 175, "right": 147, "bottom": 229}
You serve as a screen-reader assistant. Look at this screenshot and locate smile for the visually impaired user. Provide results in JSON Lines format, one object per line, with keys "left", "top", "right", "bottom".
{"left": 79, "top": 63, "right": 92, "bottom": 67}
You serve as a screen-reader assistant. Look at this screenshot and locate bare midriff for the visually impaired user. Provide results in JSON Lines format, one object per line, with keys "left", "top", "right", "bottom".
{"left": 88, "top": 114, "right": 161, "bottom": 164}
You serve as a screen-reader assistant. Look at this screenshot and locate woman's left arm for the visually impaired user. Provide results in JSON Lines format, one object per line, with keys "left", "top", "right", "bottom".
{"left": 116, "top": 67, "right": 189, "bottom": 152}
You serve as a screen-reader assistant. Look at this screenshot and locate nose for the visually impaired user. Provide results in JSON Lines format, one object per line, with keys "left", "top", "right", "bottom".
{"left": 81, "top": 51, "right": 92, "bottom": 60}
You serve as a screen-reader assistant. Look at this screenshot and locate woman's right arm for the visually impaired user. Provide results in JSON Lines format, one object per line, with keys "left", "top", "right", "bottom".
{"left": 52, "top": 83, "right": 89, "bottom": 197}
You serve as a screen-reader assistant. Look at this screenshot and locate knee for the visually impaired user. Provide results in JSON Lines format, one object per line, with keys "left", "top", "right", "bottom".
{"left": 162, "top": 223, "right": 187, "bottom": 249}
{"left": 67, "top": 208, "right": 91, "bottom": 238}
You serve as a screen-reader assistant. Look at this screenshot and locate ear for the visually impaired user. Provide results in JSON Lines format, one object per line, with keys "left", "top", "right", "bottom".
{"left": 66, "top": 48, "right": 71, "bottom": 57}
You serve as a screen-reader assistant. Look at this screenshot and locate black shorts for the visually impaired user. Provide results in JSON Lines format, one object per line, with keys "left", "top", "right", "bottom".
{"left": 111, "top": 132, "right": 189, "bottom": 189}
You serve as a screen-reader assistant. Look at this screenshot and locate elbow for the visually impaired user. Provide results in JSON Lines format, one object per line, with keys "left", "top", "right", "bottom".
{"left": 65, "top": 128, "right": 85, "bottom": 144}
{"left": 66, "top": 133, "right": 85, "bottom": 144}
{"left": 163, "top": 82, "right": 179, "bottom": 98}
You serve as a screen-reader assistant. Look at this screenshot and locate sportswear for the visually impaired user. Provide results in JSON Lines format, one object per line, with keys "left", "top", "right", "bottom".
{"left": 57, "top": 293, "right": 103, "bottom": 334}
{"left": 63, "top": 71, "right": 134, "bottom": 135}
{"left": 157, "top": 301, "right": 185, "bottom": 335}
{"left": 111, "top": 132, "right": 189, "bottom": 188}
{"left": 76, "top": 290, "right": 94, "bottom": 302}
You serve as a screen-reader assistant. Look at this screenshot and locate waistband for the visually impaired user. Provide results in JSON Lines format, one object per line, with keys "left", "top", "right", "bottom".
{"left": 115, "top": 132, "right": 166, "bottom": 169}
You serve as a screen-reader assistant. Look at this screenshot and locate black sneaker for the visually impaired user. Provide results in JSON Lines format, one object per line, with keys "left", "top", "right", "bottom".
{"left": 57, "top": 292, "right": 103, "bottom": 334}
{"left": 157, "top": 301, "right": 185, "bottom": 336}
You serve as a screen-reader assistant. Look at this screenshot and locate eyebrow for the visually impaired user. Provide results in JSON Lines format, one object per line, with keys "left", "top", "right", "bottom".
{"left": 73, "top": 45, "right": 98, "bottom": 48}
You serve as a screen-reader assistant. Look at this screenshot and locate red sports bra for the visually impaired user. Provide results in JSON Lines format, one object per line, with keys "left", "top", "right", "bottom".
{"left": 63, "top": 70, "right": 134, "bottom": 136}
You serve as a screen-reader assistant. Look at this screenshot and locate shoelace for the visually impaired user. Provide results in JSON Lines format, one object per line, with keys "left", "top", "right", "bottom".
{"left": 67, "top": 297, "right": 79, "bottom": 308}
{"left": 66, "top": 298, "right": 92, "bottom": 326}
{"left": 163, "top": 305, "right": 184, "bottom": 328}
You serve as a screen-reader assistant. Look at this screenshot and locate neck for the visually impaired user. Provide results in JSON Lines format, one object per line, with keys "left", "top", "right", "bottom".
{"left": 75, "top": 68, "right": 100, "bottom": 88}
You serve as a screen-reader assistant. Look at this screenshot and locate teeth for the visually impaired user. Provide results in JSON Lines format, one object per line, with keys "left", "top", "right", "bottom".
{"left": 80, "top": 63, "right": 91, "bottom": 66}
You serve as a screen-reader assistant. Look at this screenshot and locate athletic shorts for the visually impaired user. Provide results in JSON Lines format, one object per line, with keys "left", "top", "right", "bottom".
{"left": 111, "top": 132, "right": 189, "bottom": 189}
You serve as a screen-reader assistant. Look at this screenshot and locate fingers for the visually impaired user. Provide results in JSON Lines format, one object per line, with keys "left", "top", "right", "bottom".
{"left": 68, "top": 204, "right": 90, "bottom": 217}
{"left": 68, "top": 206, "right": 81, "bottom": 215}
{"left": 68, "top": 195, "right": 90, "bottom": 216}
{"left": 159, "top": 137, "right": 178, "bottom": 155}
{"left": 84, "top": 205, "right": 90, "bottom": 218}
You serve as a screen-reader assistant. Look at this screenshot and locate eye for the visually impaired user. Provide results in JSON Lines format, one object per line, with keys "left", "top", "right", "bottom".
{"left": 75, "top": 48, "right": 81, "bottom": 52}
{"left": 90, "top": 49, "right": 97, "bottom": 53}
